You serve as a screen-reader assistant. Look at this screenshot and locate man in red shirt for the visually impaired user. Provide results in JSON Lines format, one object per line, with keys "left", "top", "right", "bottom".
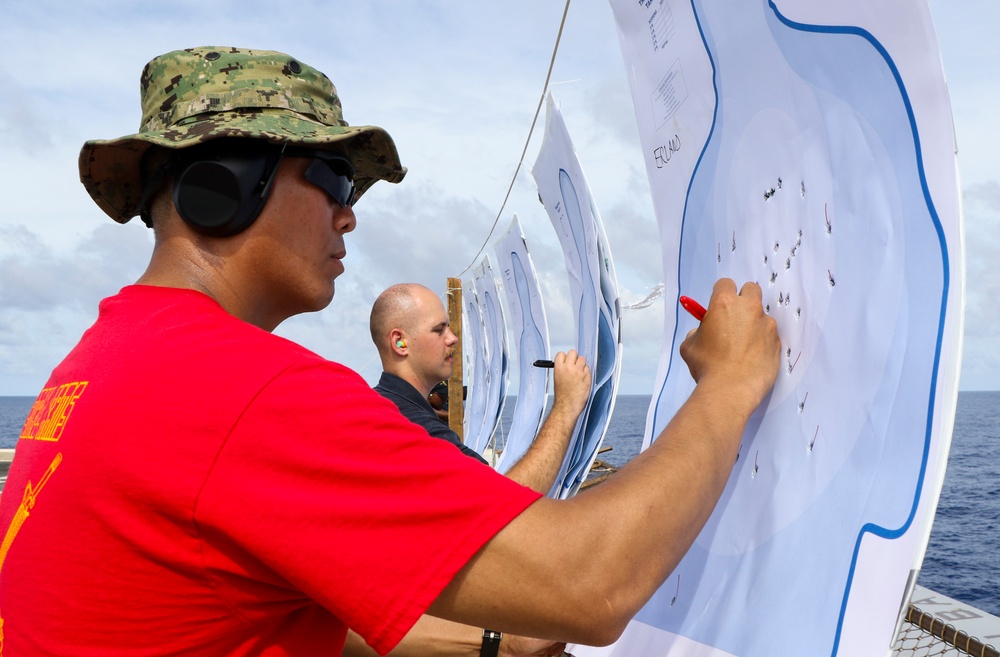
{"left": 0, "top": 46, "right": 779, "bottom": 657}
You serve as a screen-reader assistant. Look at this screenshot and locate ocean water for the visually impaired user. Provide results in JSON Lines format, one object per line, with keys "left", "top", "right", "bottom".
{"left": 0, "top": 397, "right": 33, "bottom": 450}
{"left": 2, "top": 392, "right": 997, "bottom": 616}
{"left": 917, "top": 391, "right": 1000, "bottom": 617}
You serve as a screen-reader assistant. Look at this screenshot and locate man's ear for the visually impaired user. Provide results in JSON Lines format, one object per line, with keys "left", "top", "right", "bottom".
{"left": 390, "top": 329, "right": 407, "bottom": 355}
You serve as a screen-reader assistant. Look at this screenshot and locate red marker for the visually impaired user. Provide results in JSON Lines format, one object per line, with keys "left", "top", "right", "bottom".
{"left": 679, "top": 295, "right": 707, "bottom": 321}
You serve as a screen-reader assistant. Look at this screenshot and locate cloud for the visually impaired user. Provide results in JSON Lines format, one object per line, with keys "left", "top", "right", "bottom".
{"left": 958, "top": 181, "right": 1000, "bottom": 390}
{"left": 0, "top": 74, "right": 54, "bottom": 153}
{"left": 1, "top": 0, "right": 995, "bottom": 398}
{"left": 0, "top": 223, "right": 152, "bottom": 311}
{"left": 349, "top": 182, "right": 498, "bottom": 292}
{"left": 0, "top": 222, "right": 152, "bottom": 394}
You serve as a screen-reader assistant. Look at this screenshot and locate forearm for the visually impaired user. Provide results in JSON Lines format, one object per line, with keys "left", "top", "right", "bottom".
{"left": 576, "top": 375, "right": 757, "bottom": 601}
{"left": 344, "top": 616, "right": 561, "bottom": 657}
{"left": 343, "top": 616, "right": 480, "bottom": 657}
{"left": 430, "top": 376, "right": 758, "bottom": 645}
{"left": 503, "top": 403, "right": 577, "bottom": 493}
{"left": 504, "top": 350, "right": 590, "bottom": 493}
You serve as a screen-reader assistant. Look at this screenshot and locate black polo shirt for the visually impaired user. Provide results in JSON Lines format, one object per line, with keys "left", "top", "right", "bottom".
{"left": 374, "top": 372, "right": 490, "bottom": 466}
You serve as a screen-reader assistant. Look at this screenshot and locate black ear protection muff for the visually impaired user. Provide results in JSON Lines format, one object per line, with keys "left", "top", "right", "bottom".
{"left": 138, "top": 139, "right": 355, "bottom": 235}
{"left": 172, "top": 141, "right": 286, "bottom": 237}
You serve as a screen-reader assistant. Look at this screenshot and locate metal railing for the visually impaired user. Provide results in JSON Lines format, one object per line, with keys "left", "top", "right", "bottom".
{"left": 893, "top": 604, "right": 999, "bottom": 657}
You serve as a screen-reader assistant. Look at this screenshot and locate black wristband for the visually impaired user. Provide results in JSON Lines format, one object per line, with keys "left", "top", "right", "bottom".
{"left": 480, "top": 629, "right": 502, "bottom": 657}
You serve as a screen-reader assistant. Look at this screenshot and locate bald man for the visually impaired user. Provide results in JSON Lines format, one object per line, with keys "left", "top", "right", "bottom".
{"left": 350, "top": 283, "right": 592, "bottom": 657}
{"left": 369, "top": 283, "right": 591, "bottom": 493}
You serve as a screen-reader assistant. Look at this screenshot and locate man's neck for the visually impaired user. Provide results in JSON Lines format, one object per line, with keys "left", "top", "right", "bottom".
{"left": 384, "top": 366, "right": 433, "bottom": 399}
{"left": 138, "top": 236, "right": 285, "bottom": 332}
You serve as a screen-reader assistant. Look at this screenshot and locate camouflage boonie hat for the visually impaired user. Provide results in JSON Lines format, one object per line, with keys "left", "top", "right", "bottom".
{"left": 79, "top": 46, "right": 406, "bottom": 223}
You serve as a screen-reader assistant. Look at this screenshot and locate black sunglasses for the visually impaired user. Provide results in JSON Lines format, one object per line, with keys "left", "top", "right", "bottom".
{"left": 284, "top": 147, "right": 357, "bottom": 208}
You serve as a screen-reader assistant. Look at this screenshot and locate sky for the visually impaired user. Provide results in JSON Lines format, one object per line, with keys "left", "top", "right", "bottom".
{"left": 0, "top": 0, "right": 997, "bottom": 397}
